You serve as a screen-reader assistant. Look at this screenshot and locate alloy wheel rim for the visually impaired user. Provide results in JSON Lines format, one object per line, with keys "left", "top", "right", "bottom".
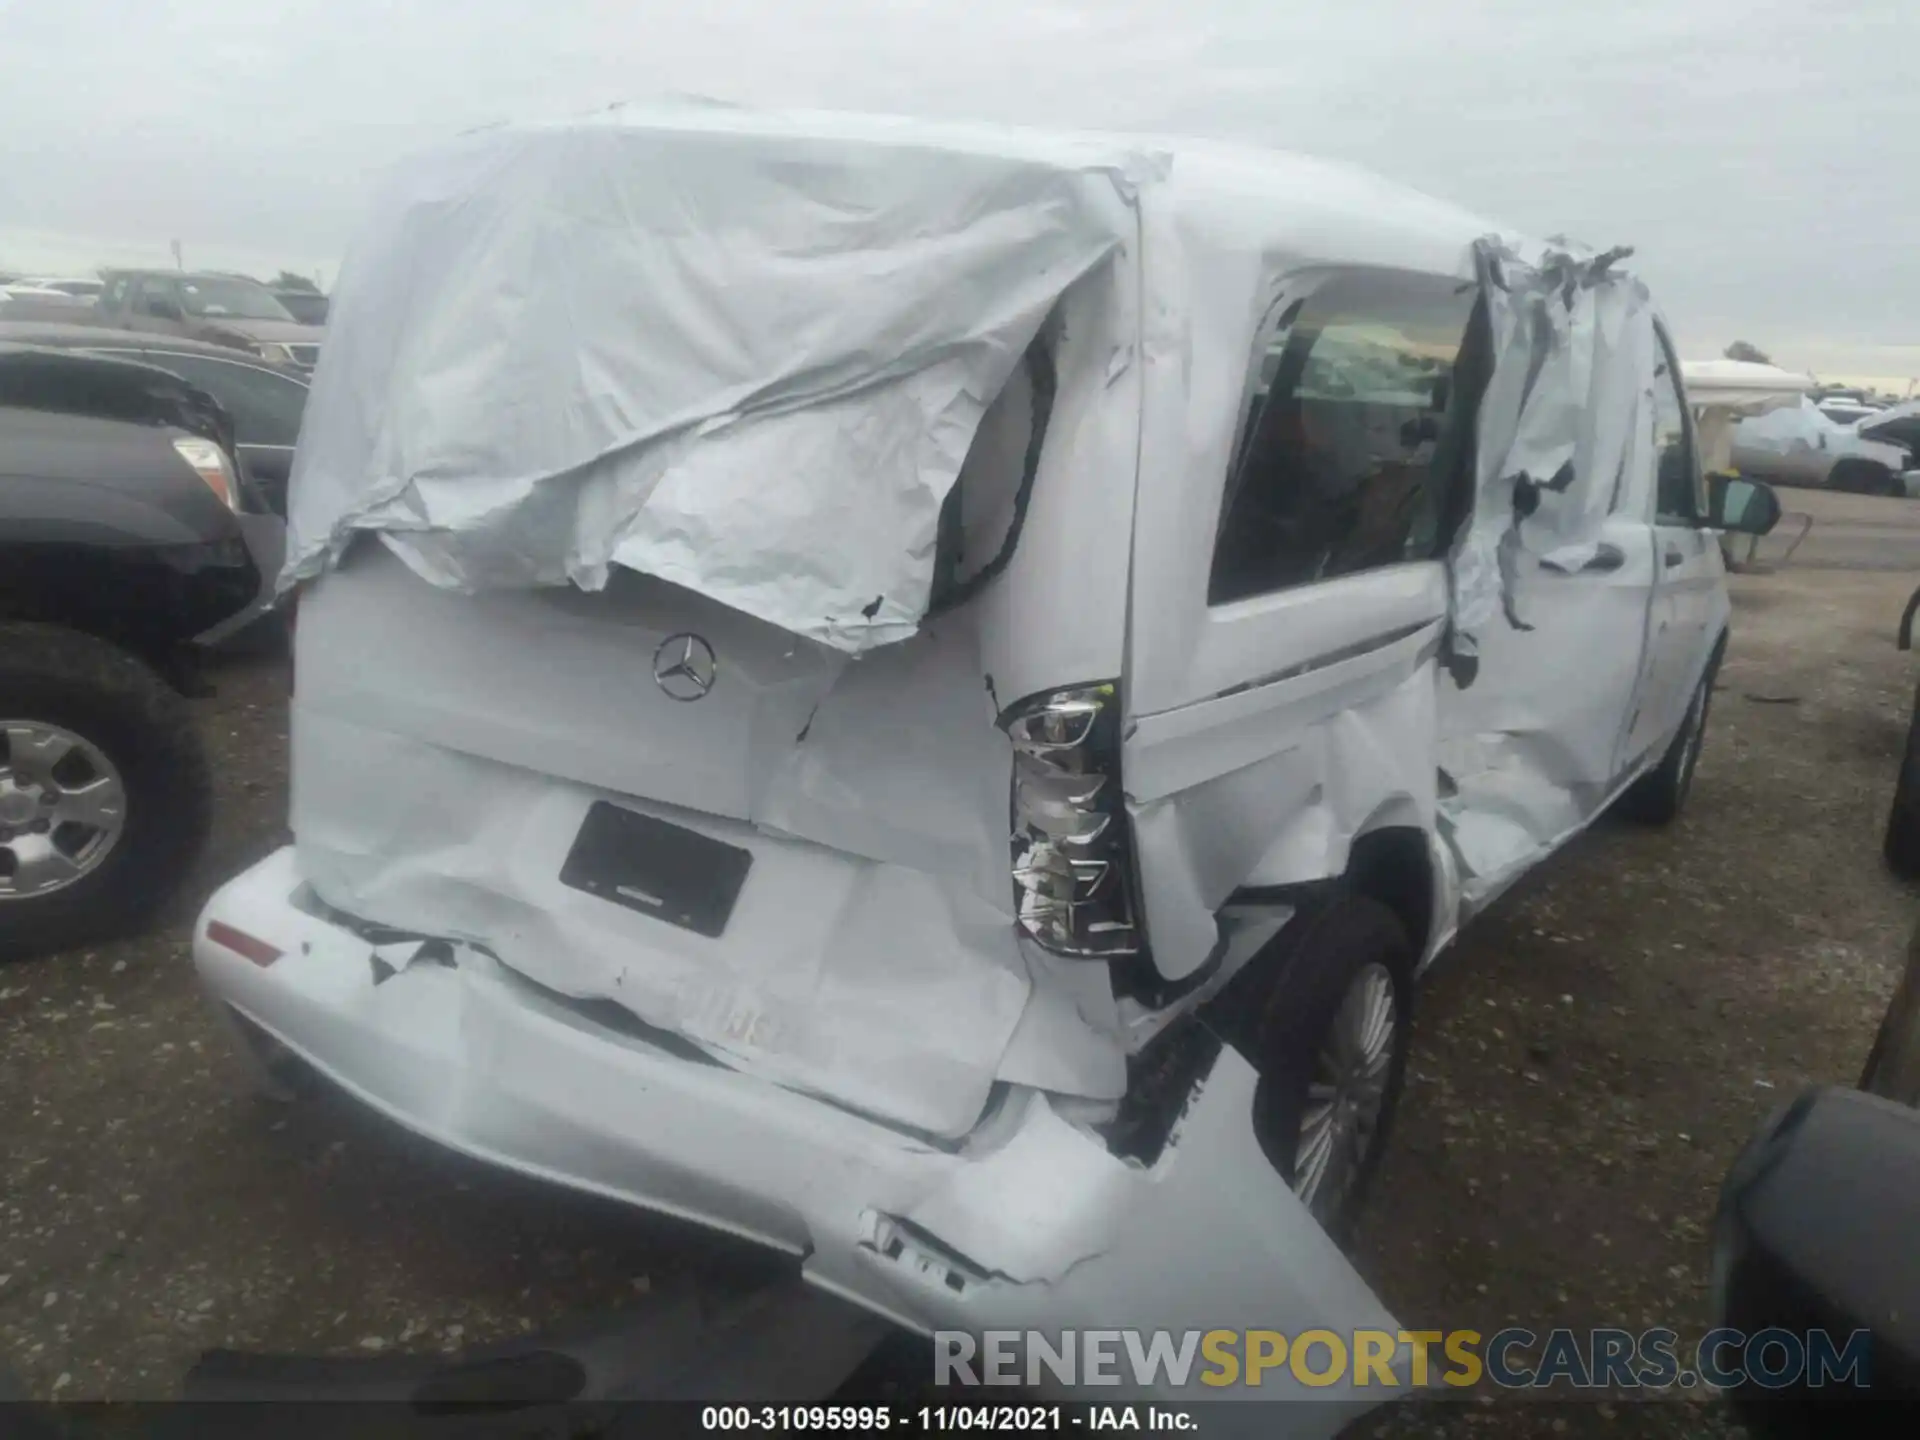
{"left": 0, "top": 721, "right": 127, "bottom": 900}
{"left": 1293, "top": 962, "right": 1398, "bottom": 1221}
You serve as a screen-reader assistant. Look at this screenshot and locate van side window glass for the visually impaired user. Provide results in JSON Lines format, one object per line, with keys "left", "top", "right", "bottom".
{"left": 1209, "top": 269, "right": 1479, "bottom": 606}
{"left": 1652, "top": 331, "right": 1702, "bottom": 524}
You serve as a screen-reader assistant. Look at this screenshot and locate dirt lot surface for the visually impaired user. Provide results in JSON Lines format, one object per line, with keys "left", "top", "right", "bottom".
{"left": 5, "top": 487, "right": 1920, "bottom": 1438}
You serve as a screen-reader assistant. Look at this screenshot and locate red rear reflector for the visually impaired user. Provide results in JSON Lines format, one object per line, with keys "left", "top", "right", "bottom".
{"left": 207, "top": 920, "right": 282, "bottom": 968}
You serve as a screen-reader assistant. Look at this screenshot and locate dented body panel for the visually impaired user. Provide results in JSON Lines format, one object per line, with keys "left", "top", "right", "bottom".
{"left": 194, "top": 108, "right": 1735, "bottom": 1422}
{"left": 201, "top": 848, "right": 1401, "bottom": 1421}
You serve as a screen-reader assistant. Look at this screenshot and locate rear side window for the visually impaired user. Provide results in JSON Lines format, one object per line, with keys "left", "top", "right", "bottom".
{"left": 1210, "top": 268, "right": 1480, "bottom": 606}
{"left": 99, "top": 276, "right": 129, "bottom": 311}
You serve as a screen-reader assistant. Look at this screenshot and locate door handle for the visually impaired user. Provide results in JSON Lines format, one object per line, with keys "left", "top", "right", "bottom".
{"left": 1664, "top": 544, "right": 1684, "bottom": 569}
{"left": 1543, "top": 543, "right": 1625, "bottom": 575}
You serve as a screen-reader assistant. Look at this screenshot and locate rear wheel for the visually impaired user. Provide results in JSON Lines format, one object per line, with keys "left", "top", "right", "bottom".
{"left": 1618, "top": 649, "right": 1722, "bottom": 825}
{"left": 0, "top": 623, "right": 212, "bottom": 962}
{"left": 1244, "top": 896, "right": 1414, "bottom": 1242}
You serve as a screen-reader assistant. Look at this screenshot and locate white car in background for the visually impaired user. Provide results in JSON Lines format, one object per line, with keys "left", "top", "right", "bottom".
{"left": 1734, "top": 394, "right": 1914, "bottom": 495}
{"left": 11, "top": 277, "right": 105, "bottom": 300}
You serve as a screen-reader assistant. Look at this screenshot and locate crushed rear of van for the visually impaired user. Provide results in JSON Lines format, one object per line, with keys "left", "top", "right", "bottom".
{"left": 188, "top": 105, "right": 1607, "bottom": 1421}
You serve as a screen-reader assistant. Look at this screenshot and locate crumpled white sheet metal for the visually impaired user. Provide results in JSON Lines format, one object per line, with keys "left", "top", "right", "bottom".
{"left": 1450, "top": 237, "right": 1653, "bottom": 639}
{"left": 282, "top": 108, "right": 1154, "bottom": 653}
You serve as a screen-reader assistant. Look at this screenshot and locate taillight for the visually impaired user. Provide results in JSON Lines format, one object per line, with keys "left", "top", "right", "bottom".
{"left": 172, "top": 436, "right": 239, "bottom": 510}
{"left": 1000, "top": 682, "right": 1142, "bottom": 959}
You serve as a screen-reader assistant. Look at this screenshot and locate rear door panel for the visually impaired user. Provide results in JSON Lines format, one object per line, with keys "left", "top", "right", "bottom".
{"left": 1124, "top": 265, "right": 1479, "bottom": 981}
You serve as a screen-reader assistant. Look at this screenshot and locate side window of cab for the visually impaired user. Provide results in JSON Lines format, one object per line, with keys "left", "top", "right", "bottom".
{"left": 1209, "top": 268, "right": 1486, "bottom": 606}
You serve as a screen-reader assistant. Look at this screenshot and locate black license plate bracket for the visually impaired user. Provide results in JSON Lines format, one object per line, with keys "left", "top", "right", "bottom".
{"left": 559, "top": 801, "right": 752, "bottom": 938}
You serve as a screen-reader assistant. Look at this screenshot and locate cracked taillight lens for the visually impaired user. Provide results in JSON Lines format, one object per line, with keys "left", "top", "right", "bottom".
{"left": 1001, "top": 683, "right": 1141, "bottom": 959}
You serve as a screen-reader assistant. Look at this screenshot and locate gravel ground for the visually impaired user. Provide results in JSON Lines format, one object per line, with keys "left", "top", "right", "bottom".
{"left": 4, "top": 490, "right": 1918, "bottom": 1438}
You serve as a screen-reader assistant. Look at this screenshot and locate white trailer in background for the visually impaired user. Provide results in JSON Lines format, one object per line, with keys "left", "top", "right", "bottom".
{"left": 1682, "top": 359, "right": 1816, "bottom": 568}
{"left": 1680, "top": 358, "right": 1814, "bottom": 475}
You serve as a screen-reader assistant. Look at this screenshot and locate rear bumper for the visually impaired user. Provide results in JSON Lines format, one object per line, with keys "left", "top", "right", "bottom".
{"left": 194, "top": 848, "right": 1405, "bottom": 1418}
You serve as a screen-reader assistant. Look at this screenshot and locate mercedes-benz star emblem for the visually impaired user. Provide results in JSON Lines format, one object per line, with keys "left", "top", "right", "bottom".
{"left": 653, "top": 633, "right": 717, "bottom": 702}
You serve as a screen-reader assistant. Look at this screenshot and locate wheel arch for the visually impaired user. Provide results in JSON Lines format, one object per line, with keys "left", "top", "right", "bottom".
{"left": 1345, "top": 821, "right": 1442, "bottom": 962}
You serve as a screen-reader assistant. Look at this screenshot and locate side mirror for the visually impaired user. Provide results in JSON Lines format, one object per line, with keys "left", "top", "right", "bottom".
{"left": 1713, "top": 1086, "right": 1920, "bottom": 1431}
{"left": 1708, "top": 474, "right": 1781, "bottom": 536}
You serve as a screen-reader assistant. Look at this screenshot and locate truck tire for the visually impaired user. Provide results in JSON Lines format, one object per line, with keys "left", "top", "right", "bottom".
{"left": 1619, "top": 645, "right": 1725, "bottom": 826}
{"left": 1243, "top": 895, "right": 1414, "bottom": 1243}
{"left": 0, "top": 623, "right": 213, "bottom": 962}
{"left": 1830, "top": 459, "right": 1897, "bottom": 497}
{"left": 1883, "top": 676, "right": 1920, "bottom": 882}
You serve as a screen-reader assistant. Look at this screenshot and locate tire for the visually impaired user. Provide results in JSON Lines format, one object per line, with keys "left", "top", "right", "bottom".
{"left": 1883, "top": 676, "right": 1920, "bottom": 881}
{"left": 0, "top": 623, "right": 213, "bottom": 962}
{"left": 1618, "top": 647, "right": 1722, "bottom": 825}
{"left": 1241, "top": 895, "right": 1415, "bottom": 1244}
{"left": 1829, "top": 459, "right": 1897, "bottom": 497}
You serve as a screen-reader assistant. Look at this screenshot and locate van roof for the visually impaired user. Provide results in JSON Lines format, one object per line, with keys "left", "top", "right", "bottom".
{"left": 490, "top": 105, "right": 1511, "bottom": 274}
{"left": 285, "top": 104, "right": 1544, "bottom": 649}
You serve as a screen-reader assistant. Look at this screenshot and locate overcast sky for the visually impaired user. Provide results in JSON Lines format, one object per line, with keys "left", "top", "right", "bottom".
{"left": 1, "top": 0, "right": 1913, "bottom": 377}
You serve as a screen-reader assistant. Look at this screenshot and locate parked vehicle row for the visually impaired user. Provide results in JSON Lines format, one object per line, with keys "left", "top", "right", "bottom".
{"left": 95, "top": 270, "right": 324, "bottom": 373}
{"left": 2, "top": 267, "right": 329, "bottom": 372}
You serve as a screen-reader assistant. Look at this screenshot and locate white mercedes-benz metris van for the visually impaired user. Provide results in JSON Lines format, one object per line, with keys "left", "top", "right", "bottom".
{"left": 189, "top": 107, "right": 1778, "bottom": 1421}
